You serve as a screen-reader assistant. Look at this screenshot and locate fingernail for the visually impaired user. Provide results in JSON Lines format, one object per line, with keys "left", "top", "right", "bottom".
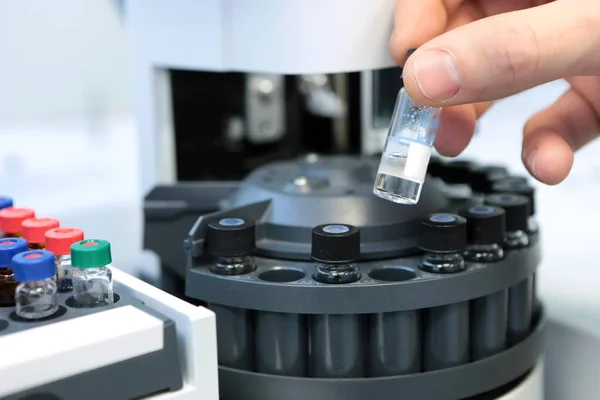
{"left": 412, "top": 50, "right": 462, "bottom": 102}
{"left": 526, "top": 150, "right": 539, "bottom": 177}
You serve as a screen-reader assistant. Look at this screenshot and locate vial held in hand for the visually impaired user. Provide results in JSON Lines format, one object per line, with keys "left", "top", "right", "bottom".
{"left": 373, "top": 87, "right": 441, "bottom": 205}
{"left": 71, "top": 239, "right": 114, "bottom": 307}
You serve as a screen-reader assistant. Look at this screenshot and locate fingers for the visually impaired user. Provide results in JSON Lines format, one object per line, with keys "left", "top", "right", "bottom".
{"left": 390, "top": 0, "right": 459, "bottom": 65}
{"left": 434, "top": 104, "right": 477, "bottom": 156}
{"left": 522, "top": 77, "right": 600, "bottom": 184}
{"left": 402, "top": 0, "right": 600, "bottom": 107}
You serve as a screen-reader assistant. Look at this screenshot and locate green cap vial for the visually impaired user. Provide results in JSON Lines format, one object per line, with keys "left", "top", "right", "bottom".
{"left": 71, "top": 239, "right": 112, "bottom": 269}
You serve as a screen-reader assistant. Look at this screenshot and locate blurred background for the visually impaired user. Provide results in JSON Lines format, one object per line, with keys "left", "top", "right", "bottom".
{"left": 1, "top": 2, "right": 599, "bottom": 397}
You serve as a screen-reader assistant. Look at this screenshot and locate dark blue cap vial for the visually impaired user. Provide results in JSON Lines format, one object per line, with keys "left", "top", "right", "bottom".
{"left": 12, "top": 250, "right": 56, "bottom": 282}
{"left": 0, "top": 197, "right": 13, "bottom": 210}
{"left": 0, "top": 238, "right": 28, "bottom": 267}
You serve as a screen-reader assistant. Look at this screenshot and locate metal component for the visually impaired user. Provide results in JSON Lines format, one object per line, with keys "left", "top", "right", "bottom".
{"left": 211, "top": 304, "right": 254, "bottom": 370}
{"left": 423, "top": 302, "right": 470, "bottom": 371}
{"left": 245, "top": 74, "right": 286, "bottom": 144}
{"left": 471, "top": 290, "right": 508, "bottom": 360}
{"left": 298, "top": 75, "right": 346, "bottom": 119}
{"left": 508, "top": 277, "right": 534, "bottom": 345}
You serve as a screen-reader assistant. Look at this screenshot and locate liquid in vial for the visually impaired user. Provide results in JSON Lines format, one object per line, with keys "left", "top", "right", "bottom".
{"left": 71, "top": 239, "right": 114, "bottom": 307}
{"left": 12, "top": 250, "right": 59, "bottom": 319}
{"left": 373, "top": 87, "right": 441, "bottom": 205}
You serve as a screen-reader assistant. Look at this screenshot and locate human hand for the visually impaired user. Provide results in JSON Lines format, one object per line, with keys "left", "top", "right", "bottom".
{"left": 391, "top": 0, "right": 600, "bottom": 184}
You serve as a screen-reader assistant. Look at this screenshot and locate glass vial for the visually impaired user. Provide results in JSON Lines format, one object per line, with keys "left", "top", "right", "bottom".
{"left": 485, "top": 194, "right": 530, "bottom": 250}
{"left": 311, "top": 224, "right": 361, "bottom": 284}
{"left": 71, "top": 239, "right": 114, "bottom": 307}
{"left": 45, "top": 227, "right": 85, "bottom": 293}
{"left": 12, "top": 250, "right": 58, "bottom": 319}
{"left": 22, "top": 217, "right": 60, "bottom": 250}
{"left": 0, "top": 207, "right": 36, "bottom": 238}
{"left": 460, "top": 205, "right": 506, "bottom": 262}
{"left": 206, "top": 218, "right": 257, "bottom": 275}
{"left": 0, "top": 238, "right": 28, "bottom": 307}
{"left": 373, "top": 87, "right": 441, "bottom": 205}
{"left": 418, "top": 214, "right": 467, "bottom": 274}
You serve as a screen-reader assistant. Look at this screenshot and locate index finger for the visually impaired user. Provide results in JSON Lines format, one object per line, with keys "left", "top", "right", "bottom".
{"left": 391, "top": 0, "right": 460, "bottom": 64}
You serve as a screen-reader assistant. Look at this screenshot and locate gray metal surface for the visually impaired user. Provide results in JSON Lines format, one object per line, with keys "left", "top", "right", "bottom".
{"left": 210, "top": 304, "right": 254, "bottom": 370}
{"left": 185, "top": 156, "right": 453, "bottom": 262}
{"left": 255, "top": 311, "right": 307, "bottom": 376}
{"left": 186, "top": 236, "right": 540, "bottom": 314}
{"left": 471, "top": 289, "right": 508, "bottom": 360}
{"left": 368, "top": 310, "right": 421, "bottom": 376}
{"left": 218, "top": 310, "right": 545, "bottom": 400}
{"left": 423, "top": 302, "right": 470, "bottom": 371}
{"left": 1, "top": 287, "right": 183, "bottom": 400}
{"left": 508, "top": 277, "right": 534, "bottom": 345}
{"left": 309, "top": 314, "right": 365, "bottom": 378}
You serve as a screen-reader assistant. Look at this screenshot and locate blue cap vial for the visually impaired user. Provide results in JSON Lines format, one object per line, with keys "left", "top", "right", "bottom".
{"left": 0, "top": 197, "right": 13, "bottom": 210}
{"left": 12, "top": 250, "right": 56, "bottom": 282}
{"left": 0, "top": 238, "right": 28, "bottom": 268}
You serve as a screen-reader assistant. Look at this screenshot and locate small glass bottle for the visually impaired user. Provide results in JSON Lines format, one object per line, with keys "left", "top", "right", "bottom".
{"left": 492, "top": 179, "right": 538, "bottom": 234}
{"left": 206, "top": 218, "right": 257, "bottom": 275}
{"left": 418, "top": 213, "right": 467, "bottom": 273}
{"left": 45, "top": 227, "right": 84, "bottom": 293}
{"left": 373, "top": 51, "right": 442, "bottom": 205}
{"left": 485, "top": 194, "right": 530, "bottom": 249}
{"left": 311, "top": 224, "right": 361, "bottom": 284}
{"left": 22, "top": 217, "right": 60, "bottom": 250}
{"left": 0, "top": 238, "right": 28, "bottom": 307}
{"left": 12, "top": 250, "right": 58, "bottom": 319}
{"left": 71, "top": 239, "right": 114, "bottom": 307}
{"left": 460, "top": 205, "right": 506, "bottom": 262}
{"left": 0, "top": 207, "right": 35, "bottom": 238}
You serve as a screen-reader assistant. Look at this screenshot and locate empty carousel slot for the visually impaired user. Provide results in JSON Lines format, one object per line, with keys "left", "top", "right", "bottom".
{"left": 368, "top": 267, "right": 416, "bottom": 282}
{"left": 368, "top": 310, "right": 421, "bottom": 376}
{"left": 423, "top": 301, "right": 470, "bottom": 371}
{"left": 507, "top": 277, "right": 533, "bottom": 346}
{"left": 258, "top": 268, "right": 306, "bottom": 283}
{"left": 210, "top": 304, "right": 255, "bottom": 370}
{"left": 255, "top": 311, "right": 308, "bottom": 376}
{"left": 471, "top": 290, "right": 508, "bottom": 360}
{"left": 309, "top": 314, "right": 365, "bottom": 378}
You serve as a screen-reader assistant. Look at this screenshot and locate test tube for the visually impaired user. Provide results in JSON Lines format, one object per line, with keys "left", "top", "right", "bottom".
{"left": 373, "top": 50, "right": 442, "bottom": 205}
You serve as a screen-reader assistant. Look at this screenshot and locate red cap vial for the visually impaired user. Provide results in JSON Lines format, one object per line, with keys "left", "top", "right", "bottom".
{"left": 45, "top": 228, "right": 85, "bottom": 256}
{"left": 22, "top": 218, "right": 60, "bottom": 244}
{"left": 0, "top": 208, "right": 36, "bottom": 234}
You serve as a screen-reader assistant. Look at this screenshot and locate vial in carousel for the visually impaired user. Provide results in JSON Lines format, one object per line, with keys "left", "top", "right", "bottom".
{"left": 0, "top": 237, "right": 28, "bottom": 307}
{"left": 13, "top": 250, "right": 59, "bottom": 319}
{"left": 206, "top": 217, "right": 257, "bottom": 275}
{"left": 71, "top": 239, "right": 114, "bottom": 307}
{"left": 459, "top": 205, "right": 506, "bottom": 262}
{"left": 311, "top": 224, "right": 361, "bottom": 284}
{"left": 22, "top": 217, "right": 60, "bottom": 250}
{"left": 418, "top": 213, "right": 468, "bottom": 274}
{"left": 45, "top": 227, "right": 85, "bottom": 293}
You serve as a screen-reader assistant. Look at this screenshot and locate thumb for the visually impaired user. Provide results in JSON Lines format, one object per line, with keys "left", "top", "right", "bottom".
{"left": 402, "top": 0, "right": 600, "bottom": 107}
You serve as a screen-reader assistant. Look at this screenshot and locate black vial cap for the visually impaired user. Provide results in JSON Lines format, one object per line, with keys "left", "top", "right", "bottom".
{"left": 311, "top": 224, "right": 360, "bottom": 264}
{"left": 440, "top": 160, "right": 477, "bottom": 184}
{"left": 417, "top": 213, "right": 467, "bottom": 253}
{"left": 492, "top": 180, "right": 536, "bottom": 215}
{"left": 206, "top": 217, "right": 256, "bottom": 257}
{"left": 459, "top": 205, "right": 506, "bottom": 245}
{"left": 428, "top": 155, "right": 446, "bottom": 178}
{"left": 406, "top": 48, "right": 417, "bottom": 60}
{"left": 469, "top": 165, "right": 509, "bottom": 193}
{"left": 485, "top": 194, "right": 530, "bottom": 232}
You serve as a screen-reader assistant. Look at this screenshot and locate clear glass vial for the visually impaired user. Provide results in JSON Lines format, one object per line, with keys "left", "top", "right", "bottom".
{"left": 373, "top": 87, "right": 442, "bottom": 205}
{"left": 311, "top": 224, "right": 361, "bottom": 284}
{"left": 418, "top": 214, "right": 468, "bottom": 274}
{"left": 12, "top": 250, "right": 58, "bottom": 319}
{"left": 45, "top": 227, "right": 85, "bottom": 293}
{"left": 207, "top": 218, "right": 257, "bottom": 276}
{"left": 71, "top": 239, "right": 114, "bottom": 307}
